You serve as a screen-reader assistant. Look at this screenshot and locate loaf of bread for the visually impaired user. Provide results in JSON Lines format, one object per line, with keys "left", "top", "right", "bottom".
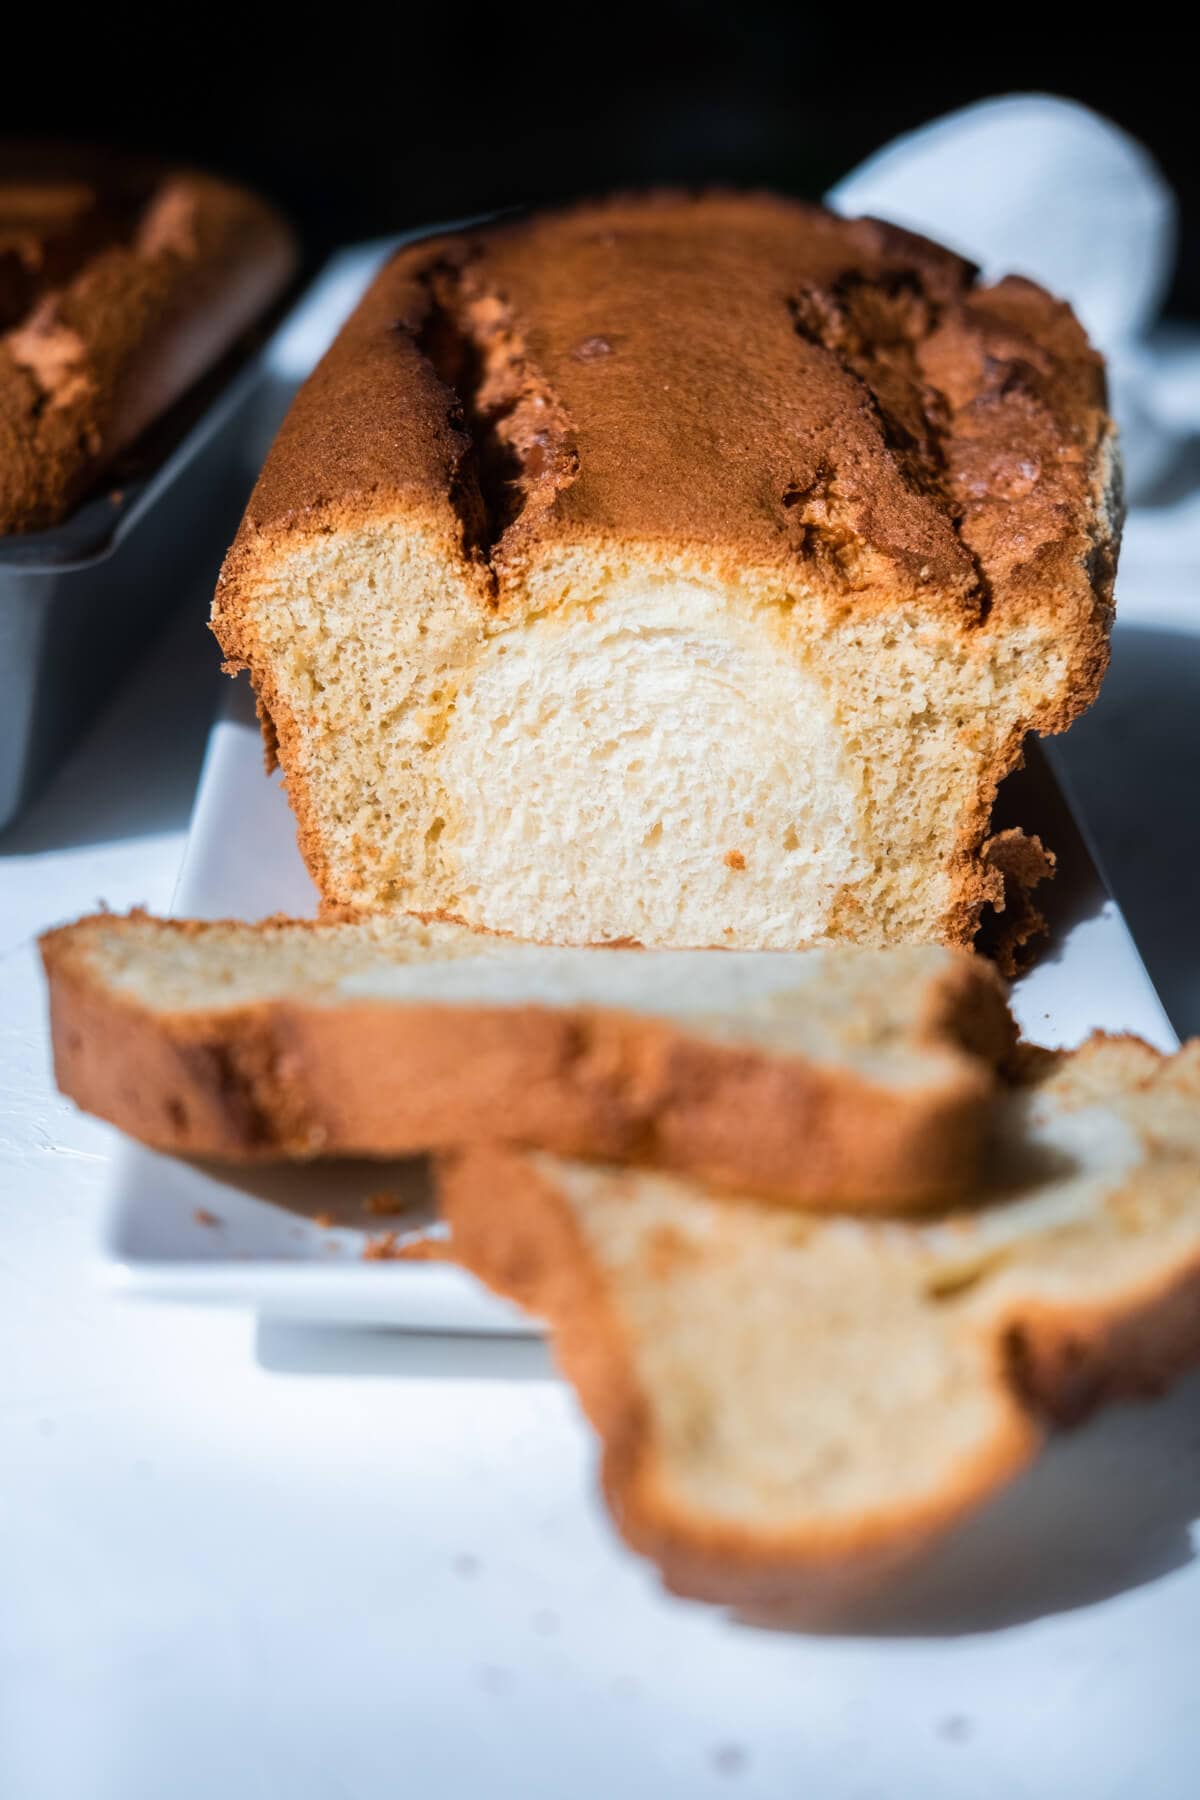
{"left": 40, "top": 912, "right": 1013, "bottom": 1208}
{"left": 440, "top": 1035, "right": 1200, "bottom": 1609}
{"left": 1, "top": 147, "right": 296, "bottom": 532}
{"left": 213, "top": 191, "right": 1117, "bottom": 953}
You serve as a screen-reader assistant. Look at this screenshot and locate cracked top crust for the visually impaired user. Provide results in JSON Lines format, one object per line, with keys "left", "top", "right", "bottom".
{"left": 228, "top": 190, "right": 1118, "bottom": 627}
{"left": 0, "top": 146, "right": 296, "bottom": 534}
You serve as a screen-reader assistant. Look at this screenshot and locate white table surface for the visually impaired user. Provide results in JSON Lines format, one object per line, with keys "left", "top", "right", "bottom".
{"left": 2, "top": 502, "right": 1199, "bottom": 1800}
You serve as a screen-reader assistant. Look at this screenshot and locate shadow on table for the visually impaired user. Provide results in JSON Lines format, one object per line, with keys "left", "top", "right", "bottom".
{"left": 200, "top": 1152, "right": 441, "bottom": 1233}
{"left": 1053, "top": 625, "right": 1200, "bottom": 1040}
{"left": 258, "top": 1303, "right": 1200, "bottom": 1635}
{"left": 229, "top": 1151, "right": 552, "bottom": 1383}
{"left": 0, "top": 602, "right": 221, "bottom": 857}
{"left": 255, "top": 1318, "right": 554, "bottom": 1382}
{"left": 739, "top": 1365, "right": 1200, "bottom": 1639}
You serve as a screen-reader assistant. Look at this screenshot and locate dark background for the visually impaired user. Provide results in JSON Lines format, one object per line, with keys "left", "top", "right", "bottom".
{"left": 7, "top": 5, "right": 1199, "bottom": 316}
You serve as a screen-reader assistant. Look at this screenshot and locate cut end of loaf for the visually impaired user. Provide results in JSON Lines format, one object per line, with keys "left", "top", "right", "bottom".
{"left": 221, "top": 534, "right": 1104, "bottom": 951}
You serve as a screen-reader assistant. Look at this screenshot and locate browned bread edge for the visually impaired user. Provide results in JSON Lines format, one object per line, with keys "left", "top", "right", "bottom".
{"left": 39, "top": 912, "right": 1011, "bottom": 1210}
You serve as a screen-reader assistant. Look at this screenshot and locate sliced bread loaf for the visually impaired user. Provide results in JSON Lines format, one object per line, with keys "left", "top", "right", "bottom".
{"left": 439, "top": 1035, "right": 1200, "bottom": 1609}
{"left": 41, "top": 912, "right": 1012, "bottom": 1208}
{"left": 211, "top": 192, "right": 1116, "bottom": 954}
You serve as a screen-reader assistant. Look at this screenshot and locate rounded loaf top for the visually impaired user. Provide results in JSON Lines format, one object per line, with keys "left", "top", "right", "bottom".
{"left": 235, "top": 188, "right": 1117, "bottom": 631}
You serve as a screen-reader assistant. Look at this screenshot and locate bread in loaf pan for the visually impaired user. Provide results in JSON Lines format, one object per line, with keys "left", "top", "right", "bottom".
{"left": 1, "top": 146, "right": 296, "bottom": 533}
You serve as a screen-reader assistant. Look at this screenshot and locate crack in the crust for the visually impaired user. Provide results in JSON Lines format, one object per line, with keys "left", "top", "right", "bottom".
{"left": 407, "top": 257, "right": 578, "bottom": 575}
{"left": 790, "top": 273, "right": 948, "bottom": 484}
{"left": 786, "top": 272, "right": 995, "bottom": 616}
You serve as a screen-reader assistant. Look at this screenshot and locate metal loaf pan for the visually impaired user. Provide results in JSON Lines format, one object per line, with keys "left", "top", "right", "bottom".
{"left": 0, "top": 327, "right": 294, "bottom": 833}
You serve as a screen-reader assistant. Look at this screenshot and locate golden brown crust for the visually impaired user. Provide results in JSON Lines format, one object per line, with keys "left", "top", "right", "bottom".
{"left": 0, "top": 147, "right": 296, "bottom": 533}
{"left": 437, "top": 1074, "right": 1200, "bottom": 1612}
{"left": 218, "top": 192, "right": 1112, "bottom": 619}
{"left": 40, "top": 912, "right": 1012, "bottom": 1210}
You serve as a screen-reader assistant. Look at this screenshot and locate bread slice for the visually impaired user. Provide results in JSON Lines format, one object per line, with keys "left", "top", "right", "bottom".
{"left": 40, "top": 912, "right": 1012, "bottom": 1208}
{"left": 213, "top": 191, "right": 1117, "bottom": 953}
{"left": 439, "top": 1035, "right": 1200, "bottom": 1609}
{"left": 1, "top": 147, "right": 296, "bottom": 533}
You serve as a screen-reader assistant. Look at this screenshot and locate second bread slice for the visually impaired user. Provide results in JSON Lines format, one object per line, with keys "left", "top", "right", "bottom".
{"left": 41, "top": 912, "right": 1013, "bottom": 1209}
{"left": 438, "top": 1036, "right": 1200, "bottom": 1608}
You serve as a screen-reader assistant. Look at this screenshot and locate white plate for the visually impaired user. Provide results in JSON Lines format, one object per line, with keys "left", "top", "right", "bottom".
{"left": 97, "top": 244, "right": 1178, "bottom": 1332}
{"left": 98, "top": 677, "right": 1177, "bottom": 1329}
